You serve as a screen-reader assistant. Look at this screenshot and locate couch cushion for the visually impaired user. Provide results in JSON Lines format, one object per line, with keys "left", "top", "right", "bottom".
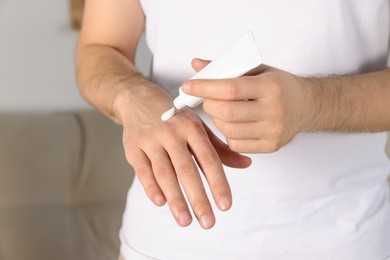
{"left": 0, "top": 111, "right": 133, "bottom": 260}
{"left": 0, "top": 112, "right": 81, "bottom": 206}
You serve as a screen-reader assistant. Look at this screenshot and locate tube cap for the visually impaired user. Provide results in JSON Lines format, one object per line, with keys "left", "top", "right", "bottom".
{"left": 173, "top": 96, "right": 187, "bottom": 110}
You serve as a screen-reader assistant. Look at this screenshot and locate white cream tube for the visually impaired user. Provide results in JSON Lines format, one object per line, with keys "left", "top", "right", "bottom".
{"left": 161, "top": 31, "right": 262, "bottom": 121}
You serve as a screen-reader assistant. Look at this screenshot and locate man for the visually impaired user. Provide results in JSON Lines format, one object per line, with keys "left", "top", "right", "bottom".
{"left": 76, "top": 0, "right": 390, "bottom": 259}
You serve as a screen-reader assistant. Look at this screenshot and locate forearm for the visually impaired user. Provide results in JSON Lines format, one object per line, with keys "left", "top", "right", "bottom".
{"left": 75, "top": 43, "right": 172, "bottom": 124}
{"left": 306, "top": 68, "right": 390, "bottom": 133}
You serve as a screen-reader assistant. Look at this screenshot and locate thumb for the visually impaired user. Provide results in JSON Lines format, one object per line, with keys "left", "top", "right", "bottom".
{"left": 203, "top": 123, "right": 252, "bottom": 169}
{"left": 191, "top": 58, "right": 211, "bottom": 73}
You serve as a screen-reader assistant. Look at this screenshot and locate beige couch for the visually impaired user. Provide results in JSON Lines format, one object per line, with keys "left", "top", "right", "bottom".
{"left": 0, "top": 110, "right": 389, "bottom": 260}
{"left": 0, "top": 111, "right": 133, "bottom": 260}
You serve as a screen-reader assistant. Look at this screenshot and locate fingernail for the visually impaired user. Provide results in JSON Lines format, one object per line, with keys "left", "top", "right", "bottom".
{"left": 177, "top": 212, "right": 191, "bottom": 225}
{"left": 200, "top": 214, "right": 215, "bottom": 229}
{"left": 182, "top": 83, "right": 191, "bottom": 93}
{"left": 154, "top": 194, "right": 165, "bottom": 206}
{"left": 218, "top": 197, "right": 231, "bottom": 211}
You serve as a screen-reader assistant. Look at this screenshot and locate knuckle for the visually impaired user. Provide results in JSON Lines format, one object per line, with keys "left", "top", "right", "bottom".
{"left": 202, "top": 99, "right": 212, "bottom": 113}
{"left": 154, "top": 164, "right": 172, "bottom": 178}
{"left": 123, "top": 146, "right": 139, "bottom": 165}
{"left": 221, "top": 105, "right": 235, "bottom": 121}
{"left": 169, "top": 197, "right": 186, "bottom": 210}
{"left": 269, "top": 78, "right": 283, "bottom": 97}
{"left": 191, "top": 198, "right": 209, "bottom": 212}
{"left": 201, "top": 153, "right": 219, "bottom": 167}
{"left": 199, "top": 82, "right": 207, "bottom": 96}
{"left": 144, "top": 183, "right": 160, "bottom": 195}
{"left": 122, "top": 133, "right": 139, "bottom": 152}
{"left": 225, "top": 82, "right": 240, "bottom": 99}
{"left": 221, "top": 123, "right": 235, "bottom": 139}
{"left": 134, "top": 164, "right": 150, "bottom": 177}
{"left": 176, "top": 163, "right": 194, "bottom": 177}
{"left": 210, "top": 181, "right": 229, "bottom": 194}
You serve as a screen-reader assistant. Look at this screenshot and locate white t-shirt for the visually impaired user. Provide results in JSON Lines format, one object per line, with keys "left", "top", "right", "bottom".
{"left": 120, "top": 1, "right": 390, "bottom": 259}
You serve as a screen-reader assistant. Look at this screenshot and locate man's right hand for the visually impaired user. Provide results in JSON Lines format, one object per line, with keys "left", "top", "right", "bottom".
{"left": 115, "top": 85, "right": 251, "bottom": 229}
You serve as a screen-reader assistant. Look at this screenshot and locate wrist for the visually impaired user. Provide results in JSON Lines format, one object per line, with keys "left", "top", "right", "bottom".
{"left": 300, "top": 76, "right": 345, "bottom": 132}
{"left": 113, "top": 77, "right": 173, "bottom": 124}
{"left": 299, "top": 77, "right": 325, "bottom": 132}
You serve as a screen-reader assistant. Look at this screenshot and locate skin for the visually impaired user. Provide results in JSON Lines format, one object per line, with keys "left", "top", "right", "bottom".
{"left": 76, "top": 0, "right": 390, "bottom": 229}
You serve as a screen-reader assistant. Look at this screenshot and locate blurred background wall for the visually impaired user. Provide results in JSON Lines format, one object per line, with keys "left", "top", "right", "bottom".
{"left": 0, "top": 0, "right": 152, "bottom": 111}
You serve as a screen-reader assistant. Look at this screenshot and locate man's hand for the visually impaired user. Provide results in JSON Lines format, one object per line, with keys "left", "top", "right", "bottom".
{"left": 182, "top": 58, "right": 315, "bottom": 153}
{"left": 116, "top": 87, "right": 251, "bottom": 229}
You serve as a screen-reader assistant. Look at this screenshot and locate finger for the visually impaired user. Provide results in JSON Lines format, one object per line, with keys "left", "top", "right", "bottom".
{"left": 203, "top": 99, "right": 262, "bottom": 122}
{"left": 203, "top": 123, "right": 252, "bottom": 168}
{"left": 125, "top": 147, "right": 166, "bottom": 206}
{"left": 214, "top": 119, "right": 266, "bottom": 140}
{"left": 165, "top": 141, "right": 216, "bottom": 229}
{"left": 146, "top": 147, "right": 193, "bottom": 227}
{"left": 187, "top": 124, "right": 233, "bottom": 214}
{"left": 191, "top": 58, "right": 211, "bottom": 72}
{"left": 182, "top": 76, "right": 262, "bottom": 100}
{"left": 227, "top": 138, "right": 283, "bottom": 154}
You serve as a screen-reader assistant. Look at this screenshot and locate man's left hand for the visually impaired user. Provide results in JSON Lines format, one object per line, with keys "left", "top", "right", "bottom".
{"left": 182, "top": 58, "right": 316, "bottom": 153}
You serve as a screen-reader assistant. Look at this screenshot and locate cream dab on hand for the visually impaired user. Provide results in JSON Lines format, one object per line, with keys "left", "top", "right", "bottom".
{"left": 161, "top": 107, "right": 176, "bottom": 121}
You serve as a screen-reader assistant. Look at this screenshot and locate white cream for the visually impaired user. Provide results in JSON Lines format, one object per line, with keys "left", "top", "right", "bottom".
{"left": 161, "top": 107, "right": 176, "bottom": 121}
{"left": 161, "top": 31, "right": 262, "bottom": 121}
